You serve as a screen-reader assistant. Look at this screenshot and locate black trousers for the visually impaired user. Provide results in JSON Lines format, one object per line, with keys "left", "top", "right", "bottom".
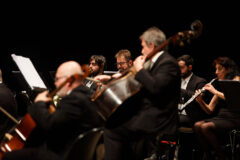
{"left": 104, "top": 126, "right": 158, "bottom": 160}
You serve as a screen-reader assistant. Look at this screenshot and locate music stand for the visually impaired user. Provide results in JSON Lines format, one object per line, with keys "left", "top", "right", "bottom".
{"left": 218, "top": 80, "right": 240, "bottom": 111}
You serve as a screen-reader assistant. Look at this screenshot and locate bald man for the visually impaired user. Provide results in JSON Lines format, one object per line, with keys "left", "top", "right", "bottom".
{"left": 2, "top": 61, "right": 103, "bottom": 160}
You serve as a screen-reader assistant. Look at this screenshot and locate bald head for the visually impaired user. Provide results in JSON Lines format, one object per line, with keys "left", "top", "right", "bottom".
{"left": 54, "top": 61, "right": 84, "bottom": 96}
{"left": 56, "top": 61, "right": 83, "bottom": 78}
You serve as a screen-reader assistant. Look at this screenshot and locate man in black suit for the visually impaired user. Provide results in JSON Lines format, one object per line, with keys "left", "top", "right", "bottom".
{"left": 177, "top": 54, "right": 207, "bottom": 126}
{"left": 2, "top": 61, "right": 103, "bottom": 160}
{"left": 0, "top": 69, "right": 18, "bottom": 141}
{"left": 103, "top": 27, "right": 181, "bottom": 160}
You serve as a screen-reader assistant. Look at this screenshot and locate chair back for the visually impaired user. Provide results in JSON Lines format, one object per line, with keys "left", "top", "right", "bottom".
{"left": 64, "top": 128, "right": 103, "bottom": 160}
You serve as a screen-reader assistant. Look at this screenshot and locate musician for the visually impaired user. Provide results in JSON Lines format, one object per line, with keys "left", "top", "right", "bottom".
{"left": 115, "top": 49, "right": 133, "bottom": 73}
{"left": 0, "top": 69, "right": 18, "bottom": 141}
{"left": 83, "top": 55, "right": 106, "bottom": 94}
{"left": 2, "top": 61, "right": 103, "bottom": 160}
{"left": 194, "top": 57, "right": 240, "bottom": 160}
{"left": 177, "top": 54, "right": 207, "bottom": 126}
{"left": 93, "top": 49, "right": 133, "bottom": 82}
{"left": 103, "top": 27, "right": 181, "bottom": 160}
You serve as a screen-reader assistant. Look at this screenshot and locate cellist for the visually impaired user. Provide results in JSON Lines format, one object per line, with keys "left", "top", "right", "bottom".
{"left": 2, "top": 61, "right": 103, "bottom": 160}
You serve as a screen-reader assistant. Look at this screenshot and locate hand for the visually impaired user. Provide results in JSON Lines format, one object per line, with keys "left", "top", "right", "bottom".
{"left": 203, "top": 83, "right": 217, "bottom": 95}
{"left": 133, "top": 55, "right": 146, "bottom": 72}
{"left": 112, "top": 73, "right": 122, "bottom": 79}
{"left": 195, "top": 89, "right": 203, "bottom": 103}
{"left": 34, "top": 91, "right": 52, "bottom": 103}
{"left": 94, "top": 75, "right": 111, "bottom": 82}
{"left": 94, "top": 75, "right": 111, "bottom": 87}
{"left": 5, "top": 133, "right": 13, "bottom": 141}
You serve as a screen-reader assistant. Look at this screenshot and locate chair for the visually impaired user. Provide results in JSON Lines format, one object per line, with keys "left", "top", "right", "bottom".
{"left": 176, "top": 127, "right": 202, "bottom": 160}
{"left": 64, "top": 127, "right": 104, "bottom": 160}
{"left": 228, "top": 129, "right": 240, "bottom": 160}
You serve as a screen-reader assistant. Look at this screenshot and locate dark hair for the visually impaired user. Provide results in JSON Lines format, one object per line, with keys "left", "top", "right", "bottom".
{"left": 90, "top": 55, "right": 106, "bottom": 67}
{"left": 213, "top": 57, "right": 240, "bottom": 79}
{"left": 177, "top": 54, "right": 194, "bottom": 66}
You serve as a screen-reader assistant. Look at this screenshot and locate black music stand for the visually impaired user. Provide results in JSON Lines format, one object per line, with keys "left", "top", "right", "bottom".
{"left": 218, "top": 80, "right": 240, "bottom": 111}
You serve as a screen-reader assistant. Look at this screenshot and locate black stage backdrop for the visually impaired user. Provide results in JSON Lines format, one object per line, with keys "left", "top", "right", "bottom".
{"left": 1, "top": 3, "right": 239, "bottom": 92}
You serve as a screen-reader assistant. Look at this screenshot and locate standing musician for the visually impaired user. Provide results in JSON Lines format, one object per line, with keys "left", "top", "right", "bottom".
{"left": 1, "top": 61, "right": 103, "bottom": 160}
{"left": 101, "top": 27, "right": 181, "bottom": 160}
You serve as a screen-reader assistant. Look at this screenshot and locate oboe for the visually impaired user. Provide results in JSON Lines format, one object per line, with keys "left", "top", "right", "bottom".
{"left": 179, "top": 78, "right": 217, "bottom": 112}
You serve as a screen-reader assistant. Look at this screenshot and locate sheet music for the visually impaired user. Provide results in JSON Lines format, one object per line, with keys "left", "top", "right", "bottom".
{"left": 11, "top": 54, "right": 47, "bottom": 90}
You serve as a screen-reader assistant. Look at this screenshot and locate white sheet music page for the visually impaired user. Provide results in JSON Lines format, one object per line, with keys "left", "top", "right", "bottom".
{"left": 11, "top": 54, "right": 47, "bottom": 90}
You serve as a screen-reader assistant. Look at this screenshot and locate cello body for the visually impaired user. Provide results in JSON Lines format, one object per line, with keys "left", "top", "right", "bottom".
{"left": 92, "top": 72, "right": 141, "bottom": 121}
{"left": 0, "top": 114, "right": 36, "bottom": 159}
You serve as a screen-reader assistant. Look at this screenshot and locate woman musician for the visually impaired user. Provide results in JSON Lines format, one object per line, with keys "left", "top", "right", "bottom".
{"left": 193, "top": 57, "right": 240, "bottom": 160}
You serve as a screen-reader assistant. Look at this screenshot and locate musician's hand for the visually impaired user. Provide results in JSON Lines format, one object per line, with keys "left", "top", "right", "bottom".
{"left": 34, "top": 91, "right": 52, "bottom": 103}
{"left": 195, "top": 89, "right": 203, "bottom": 103}
{"left": 94, "top": 75, "right": 111, "bottom": 82}
{"left": 134, "top": 55, "right": 146, "bottom": 72}
{"left": 203, "top": 84, "right": 217, "bottom": 95}
{"left": 93, "top": 75, "right": 111, "bottom": 87}
{"left": 112, "top": 73, "right": 122, "bottom": 79}
{"left": 5, "top": 133, "right": 13, "bottom": 141}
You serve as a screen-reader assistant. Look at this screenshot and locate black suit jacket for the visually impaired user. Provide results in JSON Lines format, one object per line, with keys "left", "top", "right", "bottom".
{"left": 83, "top": 79, "right": 98, "bottom": 95}
{"left": 181, "top": 74, "right": 209, "bottom": 122}
{"left": 124, "top": 51, "right": 181, "bottom": 135}
{"left": 0, "top": 83, "right": 18, "bottom": 141}
{"left": 181, "top": 74, "right": 206, "bottom": 101}
{"left": 27, "top": 85, "right": 102, "bottom": 158}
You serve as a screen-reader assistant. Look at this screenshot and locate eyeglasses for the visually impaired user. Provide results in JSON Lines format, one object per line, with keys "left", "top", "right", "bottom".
{"left": 116, "top": 62, "right": 127, "bottom": 66}
{"left": 54, "top": 76, "right": 67, "bottom": 82}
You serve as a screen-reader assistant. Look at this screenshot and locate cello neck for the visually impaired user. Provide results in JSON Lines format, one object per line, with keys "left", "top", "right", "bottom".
{"left": 0, "top": 106, "right": 19, "bottom": 125}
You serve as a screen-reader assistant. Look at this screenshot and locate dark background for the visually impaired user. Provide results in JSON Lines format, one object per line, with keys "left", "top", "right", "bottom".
{"left": 1, "top": 3, "right": 239, "bottom": 91}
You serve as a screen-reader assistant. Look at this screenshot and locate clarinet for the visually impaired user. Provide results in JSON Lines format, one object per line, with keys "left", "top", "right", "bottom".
{"left": 179, "top": 78, "right": 217, "bottom": 112}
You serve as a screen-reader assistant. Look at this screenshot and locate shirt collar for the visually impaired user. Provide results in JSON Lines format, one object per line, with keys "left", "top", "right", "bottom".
{"left": 151, "top": 51, "right": 164, "bottom": 64}
{"left": 182, "top": 72, "right": 193, "bottom": 84}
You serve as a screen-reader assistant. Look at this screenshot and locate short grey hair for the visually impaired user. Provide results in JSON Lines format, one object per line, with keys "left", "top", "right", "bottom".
{"left": 140, "top": 26, "right": 166, "bottom": 47}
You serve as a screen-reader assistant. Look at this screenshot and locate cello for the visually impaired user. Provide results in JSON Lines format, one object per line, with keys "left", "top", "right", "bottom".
{"left": 0, "top": 65, "right": 89, "bottom": 159}
{"left": 92, "top": 20, "right": 203, "bottom": 121}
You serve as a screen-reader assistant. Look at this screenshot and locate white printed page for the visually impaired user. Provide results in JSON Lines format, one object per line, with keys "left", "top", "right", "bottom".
{"left": 11, "top": 54, "right": 47, "bottom": 90}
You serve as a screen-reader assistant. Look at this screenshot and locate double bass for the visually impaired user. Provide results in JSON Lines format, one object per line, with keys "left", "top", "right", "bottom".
{"left": 0, "top": 65, "right": 89, "bottom": 159}
{"left": 92, "top": 20, "right": 203, "bottom": 121}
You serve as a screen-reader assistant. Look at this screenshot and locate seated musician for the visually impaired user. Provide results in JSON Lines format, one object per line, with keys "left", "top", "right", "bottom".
{"left": 177, "top": 54, "right": 207, "bottom": 127}
{"left": 83, "top": 55, "right": 106, "bottom": 94}
{"left": 194, "top": 57, "right": 240, "bottom": 160}
{"left": 1, "top": 61, "right": 103, "bottom": 160}
{"left": 0, "top": 69, "right": 18, "bottom": 141}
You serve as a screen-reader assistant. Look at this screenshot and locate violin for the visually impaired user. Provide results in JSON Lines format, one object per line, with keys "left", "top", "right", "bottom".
{"left": 0, "top": 65, "right": 89, "bottom": 159}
